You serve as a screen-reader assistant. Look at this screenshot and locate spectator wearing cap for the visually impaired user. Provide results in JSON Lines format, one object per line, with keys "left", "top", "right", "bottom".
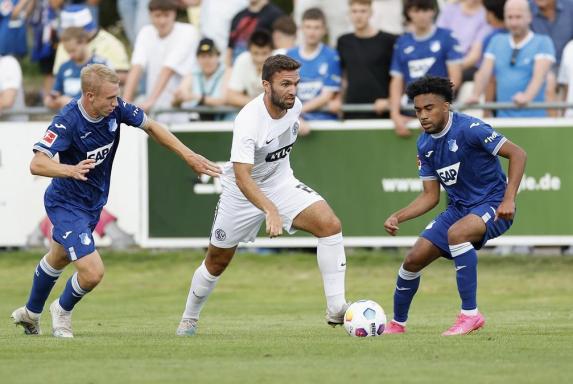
{"left": 226, "top": 29, "right": 273, "bottom": 108}
{"left": 468, "top": 0, "right": 555, "bottom": 117}
{"left": 44, "top": 27, "right": 109, "bottom": 110}
{"left": 173, "top": 38, "right": 229, "bottom": 121}
{"left": 0, "top": 0, "right": 33, "bottom": 58}
{"left": 123, "top": 0, "right": 199, "bottom": 123}
{"left": 0, "top": 54, "right": 26, "bottom": 121}
{"left": 52, "top": 5, "right": 130, "bottom": 83}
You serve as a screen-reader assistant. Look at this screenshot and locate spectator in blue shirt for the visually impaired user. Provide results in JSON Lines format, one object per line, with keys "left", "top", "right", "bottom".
{"left": 45, "top": 27, "right": 109, "bottom": 110}
{"left": 286, "top": 7, "right": 341, "bottom": 125}
{"left": 0, "top": 0, "right": 31, "bottom": 57}
{"left": 530, "top": 0, "right": 573, "bottom": 66}
{"left": 529, "top": 0, "right": 573, "bottom": 116}
{"left": 389, "top": 0, "right": 463, "bottom": 137}
{"left": 468, "top": 0, "right": 555, "bottom": 117}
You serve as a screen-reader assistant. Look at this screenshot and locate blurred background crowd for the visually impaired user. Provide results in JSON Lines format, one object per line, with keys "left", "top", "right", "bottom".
{"left": 1, "top": 0, "right": 573, "bottom": 135}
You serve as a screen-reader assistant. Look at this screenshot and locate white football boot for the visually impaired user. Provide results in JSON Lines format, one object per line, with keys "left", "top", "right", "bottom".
{"left": 49, "top": 300, "right": 73, "bottom": 338}
{"left": 176, "top": 318, "right": 199, "bottom": 336}
{"left": 11, "top": 306, "right": 41, "bottom": 335}
{"left": 325, "top": 302, "right": 351, "bottom": 327}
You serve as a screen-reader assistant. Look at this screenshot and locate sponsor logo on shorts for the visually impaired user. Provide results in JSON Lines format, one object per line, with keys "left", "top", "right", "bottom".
{"left": 265, "top": 144, "right": 293, "bottom": 162}
{"left": 214, "top": 228, "right": 226, "bottom": 241}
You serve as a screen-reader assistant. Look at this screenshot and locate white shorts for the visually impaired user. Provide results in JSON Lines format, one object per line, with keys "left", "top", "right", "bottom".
{"left": 209, "top": 177, "right": 324, "bottom": 248}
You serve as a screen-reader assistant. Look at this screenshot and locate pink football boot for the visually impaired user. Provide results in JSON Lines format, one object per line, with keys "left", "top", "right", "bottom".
{"left": 442, "top": 312, "right": 485, "bottom": 336}
{"left": 383, "top": 320, "right": 406, "bottom": 334}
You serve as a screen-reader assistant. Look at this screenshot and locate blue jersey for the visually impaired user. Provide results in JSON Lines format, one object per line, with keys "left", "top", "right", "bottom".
{"left": 53, "top": 56, "right": 109, "bottom": 98}
{"left": 0, "top": 0, "right": 27, "bottom": 57}
{"left": 417, "top": 112, "right": 507, "bottom": 208}
{"left": 391, "top": 27, "right": 463, "bottom": 85}
{"left": 286, "top": 44, "right": 341, "bottom": 120}
{"left": 485, "top": 32, "right": 555, "bottom": 117}
{"left": 33, "top": 97, "right": 147, "bottom": 212}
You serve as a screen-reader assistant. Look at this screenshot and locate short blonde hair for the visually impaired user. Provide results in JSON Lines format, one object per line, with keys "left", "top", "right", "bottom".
{"left": 60, "top": 27, "right": 90, "bottom": 43}
{"left": 349, "top": 0, "right": 372, "bottom": 6}
{"left": 80, "top": 64, "right": 119, "bottom": 94}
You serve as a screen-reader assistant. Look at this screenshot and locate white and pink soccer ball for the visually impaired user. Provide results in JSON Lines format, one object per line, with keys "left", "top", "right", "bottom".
{"left": 343, "top": 300, "right": 387, "bottom": 337}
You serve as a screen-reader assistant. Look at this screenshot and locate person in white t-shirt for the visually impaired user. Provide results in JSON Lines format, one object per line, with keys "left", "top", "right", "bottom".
{"left": 558, "top": 40, "right": 573, "bottom": 117}
{"left": 177, "top": 55, "right": 349, "bottom": 336}
{"left": 226, "top": 29, "right": 273, "bottom": 108}
{"left": 123, "top": 0, "right": 199, "bottom": 122}
{"left": 0, "top": 55, "right": 26, "bottom": 121}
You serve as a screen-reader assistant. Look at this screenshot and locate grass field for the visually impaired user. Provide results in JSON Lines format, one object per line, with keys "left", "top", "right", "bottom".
{"left": 1, "top": 249, "right": 572, "bottom": 384}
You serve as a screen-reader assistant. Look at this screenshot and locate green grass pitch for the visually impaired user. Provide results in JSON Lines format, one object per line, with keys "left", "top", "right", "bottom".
{"left": 1, "top": 250, "right": 572, "bottom": 383}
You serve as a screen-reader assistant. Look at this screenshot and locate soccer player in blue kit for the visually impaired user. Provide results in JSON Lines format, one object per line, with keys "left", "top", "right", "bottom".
{"left": 383, "top": 76, "right": 527, "bottom": 336}
{"left": 11, "top": 64, "right": 220, "bottom": 338}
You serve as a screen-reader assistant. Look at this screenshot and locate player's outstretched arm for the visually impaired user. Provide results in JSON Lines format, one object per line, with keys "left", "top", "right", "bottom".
{"left": 495, "top": 140, "right": 527, "bottom": 221}
{"left": 142, "top": 118, "right": 221, "bottom": 177}
{"left": 30, "top": 152, "right": 95, "bottom": 181}
{"left": 384, "top": 179, "right": 441, "bottom": 236}
{"left": 234, "top": 162, "right": 282, "bottom": 238}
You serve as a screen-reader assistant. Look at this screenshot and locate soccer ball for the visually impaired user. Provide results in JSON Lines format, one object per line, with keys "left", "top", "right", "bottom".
{"left": 343, "top": 300, "right": 387, "bottom": 337}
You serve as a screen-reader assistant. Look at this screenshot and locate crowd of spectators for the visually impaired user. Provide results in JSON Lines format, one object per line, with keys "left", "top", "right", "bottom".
{"left": 1, "top": 0, "right": 573, "bottom": 135}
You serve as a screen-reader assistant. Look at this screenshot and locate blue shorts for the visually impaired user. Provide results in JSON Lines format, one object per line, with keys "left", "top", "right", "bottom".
{"left": 45, "top": 201, "right": 100, "bottom": 261}
{"left": 420, "top": 201, "right": 514, "bottom": 259}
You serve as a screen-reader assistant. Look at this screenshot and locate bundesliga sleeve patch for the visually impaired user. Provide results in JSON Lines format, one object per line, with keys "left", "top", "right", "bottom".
{"left": 40, "top": 130, "right": 58, "bottom": 147}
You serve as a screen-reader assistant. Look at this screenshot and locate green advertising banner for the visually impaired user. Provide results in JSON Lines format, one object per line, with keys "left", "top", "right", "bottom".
{"left": 147, "top": 125, "right": 571, "bottom": 241}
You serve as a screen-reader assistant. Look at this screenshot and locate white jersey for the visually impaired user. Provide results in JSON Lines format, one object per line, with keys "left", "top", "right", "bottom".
{"left": 222, "top": 94, "right": 303, "bottom": 194}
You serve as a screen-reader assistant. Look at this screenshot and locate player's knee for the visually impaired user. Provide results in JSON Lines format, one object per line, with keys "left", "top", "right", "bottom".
{"left": 403, "top": 251, "right": 424, "bottom": 273}
{"left": 318, "top": 214, "right": 342, "bottom": 237}
{"left": 205, "top": 250, "right": 234, "bottom": 276}
{"left": 79, "top": 268, "right": 104, "bottom": 289}
{"left": 447, "top": 227, "right": 467, "bottom": 245}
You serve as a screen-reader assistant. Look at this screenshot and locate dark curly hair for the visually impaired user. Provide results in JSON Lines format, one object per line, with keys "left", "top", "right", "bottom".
{"left": 405, "top": 76, "right": 454, "bottom": 103}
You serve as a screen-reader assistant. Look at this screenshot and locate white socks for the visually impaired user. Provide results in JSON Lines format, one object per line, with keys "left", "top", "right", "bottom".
{"left": 182, "top": 261, "right": 220, "bottom": 320}
{"left": 317, "top": 232, "right": 347, "bottom": 314}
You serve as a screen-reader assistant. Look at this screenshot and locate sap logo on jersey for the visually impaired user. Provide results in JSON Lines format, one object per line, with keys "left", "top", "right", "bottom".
{"left": 436, "top": 162, "right": 460, "bottom": 186}
{"left": 87, "top": 142, "right": 114, "bottom": 165}
{"left": 265, "top": 144, "right": 293, "bottom": 162}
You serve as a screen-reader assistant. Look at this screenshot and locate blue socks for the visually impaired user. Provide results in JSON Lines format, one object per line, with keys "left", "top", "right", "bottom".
{"left": 26, "top": 255, "right": 63, "bottom": 314}
{"left": 59, "top": 272, "right": 90, "bottom": 311}
{"left": 393, "top": 264, "right": 421, "bottom": 323}
{"left": 449, "top": 242, "right": 478, "bottom": 311}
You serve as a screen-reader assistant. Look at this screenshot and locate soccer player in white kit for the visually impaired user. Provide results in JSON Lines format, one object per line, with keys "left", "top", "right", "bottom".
{"left": 177, "top": 55, "right": 348, "bottom": 335}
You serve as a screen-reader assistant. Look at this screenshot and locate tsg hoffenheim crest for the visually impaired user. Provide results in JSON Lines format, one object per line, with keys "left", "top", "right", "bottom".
{"left": 448, "top": 139, "right": 458, "bottom": 152}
